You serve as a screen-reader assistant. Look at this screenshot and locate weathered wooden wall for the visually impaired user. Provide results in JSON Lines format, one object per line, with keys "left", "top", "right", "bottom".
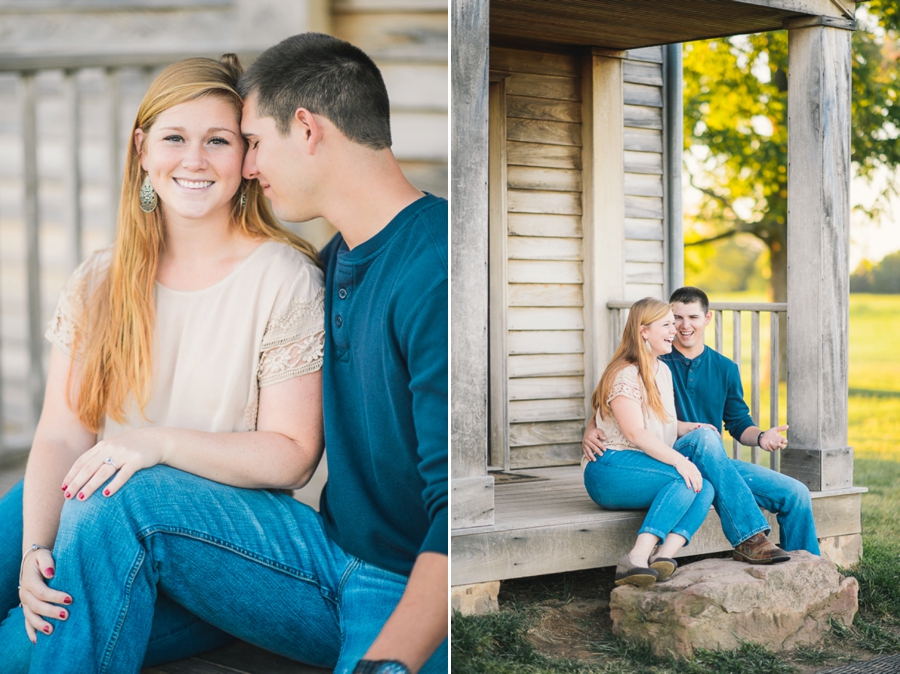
{"left": 622, "top": 46, "right": 666, "bottom": 301}
{"left": 489, "top": 47, "right": 587, "bottom": 470}
{"left": 331, "top": 0, "right": 449, "bottom": 200}
{"left": 487, "top": 46, "right": 666, "bottom": 470}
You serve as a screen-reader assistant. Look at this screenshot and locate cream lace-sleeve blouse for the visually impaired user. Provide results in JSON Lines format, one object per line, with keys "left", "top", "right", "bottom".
{"left": 582, "top": 363, "right": 678, "bottom": 469}
{"left": 45, "top": 240, "right": 324, "bottom": 439}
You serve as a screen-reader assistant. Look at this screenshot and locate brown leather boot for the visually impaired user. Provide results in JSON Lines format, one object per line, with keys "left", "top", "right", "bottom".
{"left": 733, "top": 533, "right": 791, "bottom": 564}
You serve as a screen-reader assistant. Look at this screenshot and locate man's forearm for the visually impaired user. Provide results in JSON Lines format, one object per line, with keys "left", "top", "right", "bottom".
{"left": 739, "top": 425, "right": 763, "bottom": 446}
{"left": 362, "top": 552, "right": 448, "bottom": 672}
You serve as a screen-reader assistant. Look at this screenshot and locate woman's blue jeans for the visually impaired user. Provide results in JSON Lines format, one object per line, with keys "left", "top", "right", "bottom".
{"left": 583, "top": 443, "right": 715, "bottom": 545}
{"left": 0, "top": 468, "right": 447, "bottom": 674}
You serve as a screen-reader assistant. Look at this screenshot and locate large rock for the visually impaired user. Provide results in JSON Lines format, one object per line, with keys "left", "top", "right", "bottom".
{"left": 610, "top": 551, "right": 858, "bottom": 658}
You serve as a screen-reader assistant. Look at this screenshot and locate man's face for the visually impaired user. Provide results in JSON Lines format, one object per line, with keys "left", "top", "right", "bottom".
{"left": 671, "top": 301, "right": 712, "bottom": 351}
{"left": 241, "top": 93, "right": 319, "bottom": 222}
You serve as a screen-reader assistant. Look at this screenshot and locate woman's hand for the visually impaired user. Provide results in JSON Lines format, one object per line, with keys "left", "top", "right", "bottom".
{"left": 61, "top": 429, "right": 166, "bottom": 501}
{"left": 674, "top": 458, "right": 703, "bottom": 493}
{"left": 581, "top": 418, "right": 608, "bottom": 462}
{"left": 18, "top": 548, "right": 72, "bottom": 643}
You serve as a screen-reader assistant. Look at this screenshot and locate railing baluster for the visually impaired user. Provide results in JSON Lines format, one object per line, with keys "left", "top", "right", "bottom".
{"left": 732, "top": 310, "right": 741, "bottom": 459}
{"left": 64, "top": 69, "right": 83, "bottom": 272}
{"left": 751, "top": 311, "right": 760, "bottom": 465}
{"left": 22, "top": 72, "right": 45, "bottom": 430}
{"left": 107, "top": 68, "right": 121, "bottom": 241}
{"left": 770, "top": 310, "right": 781, "bottom": 472}
{"left": 714, "top": 310, "right": 722, "bottom": 353}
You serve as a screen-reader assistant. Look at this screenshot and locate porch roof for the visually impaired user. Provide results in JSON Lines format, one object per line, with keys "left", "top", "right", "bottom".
{"left": 490, "top": 0, "right": 859, "bottom": 50}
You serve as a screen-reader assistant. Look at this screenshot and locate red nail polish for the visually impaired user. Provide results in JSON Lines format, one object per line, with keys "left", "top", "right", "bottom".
{"left": 65, "top": 492, "right": 71, "bottom": 498}
{"left": 103, "top": 489, "right": 110, "bottom": 496}
{"left": 63, "top": 596, "right": 72, "bottom": 605}
{"left": 78, "top": 492, "right": 85, "bottom": 500}
{"left": 42, "top": 626, "right": 50, "bottom": 634}
{"left": 61, "top": 484, "right": 67, "bottom": 491}
{"left": 59, "top": 611, "right": 66, "bottom": 619}
{"left": 45, "top": 568, "right": 54, "bottom": 577}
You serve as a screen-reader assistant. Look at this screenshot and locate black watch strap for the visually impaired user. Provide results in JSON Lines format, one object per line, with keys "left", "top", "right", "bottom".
{"left": 353, "top": 659, "right": 411, "bottom": 674}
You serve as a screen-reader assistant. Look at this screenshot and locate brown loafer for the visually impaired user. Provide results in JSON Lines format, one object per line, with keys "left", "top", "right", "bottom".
{"left": 614, "top": 554, "right": 658, "bottom": 587}
{"left": 733, "top": 533, "right": 791, "bottom": 564}
{"left": 649, "top": 556, "right": 678, "bottom": 581}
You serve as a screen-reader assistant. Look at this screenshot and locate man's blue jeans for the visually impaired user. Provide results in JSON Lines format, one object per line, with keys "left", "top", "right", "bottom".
{"left": 583, "top": 443, "right": 716, "bottom": 545}
{"left": 0, "top": 468, "right": 447, "bottom": 674}
{"left": 730, "top": 458, "right": 820, "bottom": 554}
{"left": 674, "top": 428, "right": 820, "bottom": 553}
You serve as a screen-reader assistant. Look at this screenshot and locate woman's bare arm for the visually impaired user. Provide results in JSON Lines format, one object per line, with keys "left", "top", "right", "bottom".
{"left": 609, "top": 396, "right": 703, "bottom": 492}
{"left": 62, "top": 370, "right": 324, "bottom": 500}
{"left": 21, "top": 347, "right": 97, "bottom": 640}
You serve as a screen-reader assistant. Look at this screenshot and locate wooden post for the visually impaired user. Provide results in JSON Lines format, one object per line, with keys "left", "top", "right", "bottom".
{"left": 451, "top": 0, "right": 493, "bottom": 528}
{"left": 782, "top": 18, "right": 854, "bottom": 491}
{"left": 582, "top": 49, "right": 625, "bottom": 412}
{"left": 664, "top": 43, "right": 684, "bottom": 295}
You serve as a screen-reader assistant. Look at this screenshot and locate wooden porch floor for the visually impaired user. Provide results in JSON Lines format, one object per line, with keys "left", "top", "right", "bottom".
{"left": 451, "top": 465, "right": 866, "bottom": 586}
{"left": 0, "top": 456, "right": 331, "bottom": 674}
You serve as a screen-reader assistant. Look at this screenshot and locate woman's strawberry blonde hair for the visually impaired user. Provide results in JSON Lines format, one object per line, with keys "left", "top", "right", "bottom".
{"left": 72, "top": 55, "right": 318, "bottom": 432}
{"left": 591, "top": 297, "right": 672, "bottom": 423}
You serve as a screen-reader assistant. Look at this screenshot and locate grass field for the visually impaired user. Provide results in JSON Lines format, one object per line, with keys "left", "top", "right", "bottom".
{"left": 452, "top": 292, "right": 900, "bottom": 673}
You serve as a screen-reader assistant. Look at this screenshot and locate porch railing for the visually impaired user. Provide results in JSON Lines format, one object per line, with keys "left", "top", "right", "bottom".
{"left": 608, "top": 300, "right": 787, "bottom": 471}
{"left": 0, "top": 52, "right": 257, "bottom": 459}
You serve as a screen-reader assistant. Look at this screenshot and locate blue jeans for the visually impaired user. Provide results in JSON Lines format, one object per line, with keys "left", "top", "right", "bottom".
{"left": 0, "top": 479, "right": 235, "bottom": 673}
{"left": 2, "top": 468, "right": 447, "bottom": 673}
{"left": 583, "top": 446, "right": 715, "bottom": 544}
{"left": 731, "top": 459, "right": 820, "bottom": 554}
{"left": 673, "top": 428, "right": 818, "bottom": 552}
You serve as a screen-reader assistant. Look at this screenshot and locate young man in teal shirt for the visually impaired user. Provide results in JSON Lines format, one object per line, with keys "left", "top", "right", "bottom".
{"left": 584, "top": 287, "right": 819, "bottom": 559}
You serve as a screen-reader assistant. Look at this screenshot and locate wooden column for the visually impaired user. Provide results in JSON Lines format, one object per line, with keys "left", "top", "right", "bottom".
{"left": 450, "top": 0, "right": 494, "bottom": 529}
{"left": 582, "top": 48, "right": 626, "bottom": 412}
{"left": 782, "top": 17, "right": 854, "bottom": 491}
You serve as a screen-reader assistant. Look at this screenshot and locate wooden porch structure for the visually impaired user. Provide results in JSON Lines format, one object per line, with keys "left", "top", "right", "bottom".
{"left": 451, "top": 0, "right": 865, "bottom": 591}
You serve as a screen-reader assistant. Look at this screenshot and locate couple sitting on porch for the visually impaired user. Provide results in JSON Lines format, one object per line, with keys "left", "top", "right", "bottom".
{"left": 582, "top": 287, "right": 819, "bottom": 587}
{"left": 0, "top": 33, "right": 447, "bottom": 673}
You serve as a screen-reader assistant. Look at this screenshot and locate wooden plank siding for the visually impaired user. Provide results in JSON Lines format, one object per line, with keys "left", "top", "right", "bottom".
{"left": 623, "top": 47, "right": 665, "bottom": 301}
{"left": 491, "top": 46, "right": 586, "bottom": 469}
{"left": 487, "top": 45, "right": 666, "bottom": 469}
{"left": 331, "top": 0, "right": 448, "bottom": 198}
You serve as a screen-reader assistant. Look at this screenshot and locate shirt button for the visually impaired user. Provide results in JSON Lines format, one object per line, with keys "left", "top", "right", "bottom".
{"left": 335, "top": 315, "right": 343, "bottom": 328}
{"left": 338, "top": 288, "right": 348, "bottom": 299}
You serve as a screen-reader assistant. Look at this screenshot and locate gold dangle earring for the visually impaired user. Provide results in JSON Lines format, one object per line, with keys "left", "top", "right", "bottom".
{"left": 240, "top": 191, "right": 247, "bottom": 210}
{"left": 139, "top": 174, "right": 157, "bottom": 213}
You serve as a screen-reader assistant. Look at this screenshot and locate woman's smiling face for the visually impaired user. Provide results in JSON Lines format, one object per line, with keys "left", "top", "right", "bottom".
{"left": 135, "top": 95, "right": 244, "bottom": 224}
{"left": 641, "top": 310, "right": 677, "bottom": 357}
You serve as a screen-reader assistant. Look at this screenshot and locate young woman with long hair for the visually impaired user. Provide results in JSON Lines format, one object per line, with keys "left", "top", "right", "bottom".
{"left": 583, "top": 298, "right": 716, "bottom": 586}
{"left": 0, "top": 54, "right": 325, "bottom": 669}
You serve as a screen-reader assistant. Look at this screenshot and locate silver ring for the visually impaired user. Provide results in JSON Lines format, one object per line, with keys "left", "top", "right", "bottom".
{"left": 104, "top": 457, "right": 117, "bottom": 469}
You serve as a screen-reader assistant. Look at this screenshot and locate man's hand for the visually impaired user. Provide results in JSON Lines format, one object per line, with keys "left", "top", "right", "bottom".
{"left": 582, "top": 417, "right": 607, "bottom": 462}
{"left": 361, "top": 552, "right": 447, "bottom": 672}
{"left": 760, "top": 425, "right": 789, "bottom": 452}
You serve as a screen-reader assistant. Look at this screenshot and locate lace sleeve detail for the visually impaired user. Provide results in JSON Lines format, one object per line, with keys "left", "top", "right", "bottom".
{"left": 258, "top": 288, "right": 325, "bottom": 387}
{"left": 606, "top": 366, "right": 643, "bottom": 406}
{"left": 44, "top": 253, "right": 101, "bottom": 359}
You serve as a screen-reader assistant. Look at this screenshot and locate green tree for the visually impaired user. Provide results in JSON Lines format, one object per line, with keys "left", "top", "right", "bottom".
{"left": 683, "top": 5, "right": 900, "bottom": 303}
{"left": 851, "top": 251, "right": 900, "bottom": 293}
